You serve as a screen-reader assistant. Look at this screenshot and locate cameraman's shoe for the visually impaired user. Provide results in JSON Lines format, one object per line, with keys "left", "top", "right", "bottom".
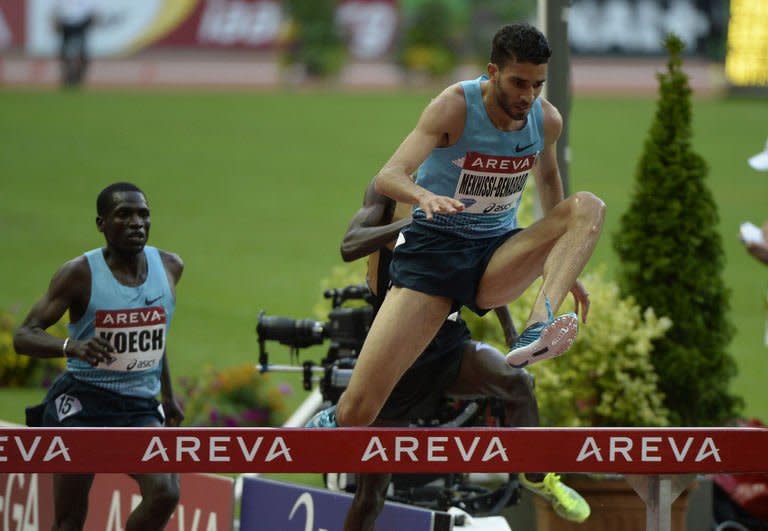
{"left": 306, "top": 405, "right": 337, "bottom": 428}
{"left": 519, "top": 473, "right": 590, "bottom": 523}
{"left": 506, "top": 298, "right": 577, "bottom": 368}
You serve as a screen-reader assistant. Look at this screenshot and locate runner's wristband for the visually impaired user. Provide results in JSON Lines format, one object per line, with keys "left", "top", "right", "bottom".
{"left": 62, "top": 338, "right": 70, "bottom": 357}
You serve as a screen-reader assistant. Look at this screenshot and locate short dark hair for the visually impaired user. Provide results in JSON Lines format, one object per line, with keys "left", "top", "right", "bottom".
{"left": 491, "top": 23, "right": 552, "bottom": 68}
{"left": 97, "top": 182, "right": 145, "bottom": 216}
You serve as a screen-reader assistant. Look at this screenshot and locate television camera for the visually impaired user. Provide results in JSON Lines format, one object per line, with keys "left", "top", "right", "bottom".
{"left": 257, "top": 284, "right": 374, "bottom": 403}
{"left": 257, "top": 284, "right": 521, "bottom": 516}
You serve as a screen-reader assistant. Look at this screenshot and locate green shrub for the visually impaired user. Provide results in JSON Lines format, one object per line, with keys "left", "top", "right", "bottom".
{"left": 1, "top": 308, "right": 66, "bottom": 387}
{"left": 613, "top": 34, "right": 743, "bottom": 426}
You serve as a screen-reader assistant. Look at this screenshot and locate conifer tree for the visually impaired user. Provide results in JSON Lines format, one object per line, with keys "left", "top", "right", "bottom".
{"left": 613, "top": 35, "right": 742, "bottom": 425}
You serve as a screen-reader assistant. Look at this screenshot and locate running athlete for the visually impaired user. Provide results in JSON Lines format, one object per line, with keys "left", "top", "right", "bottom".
{"left": 14, "top": 182, "right": 183, "bottom": 531}
{"left": 309, "top": 23, "right": 605, "bottom": 429}
{"left": 338, "top": 178, "right": 590, "bottom": 529}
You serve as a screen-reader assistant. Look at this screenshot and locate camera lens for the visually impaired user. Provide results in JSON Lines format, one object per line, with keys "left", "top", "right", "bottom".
{"left": 257, "top": 315, "right": 326, "bottom": 348}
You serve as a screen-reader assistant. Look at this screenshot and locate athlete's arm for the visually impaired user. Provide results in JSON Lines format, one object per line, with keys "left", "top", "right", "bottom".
{"left": 159, "top": 250, "right": 185, "bottom": 425}
{"left": 160, "top": 353, "right": 184, "bottom": 426}
{"left": 375, "top": 86, "right": 466, "bottom": 220}
{"left": 341, "top": 180, "right": 412, "bottom": 262}
{"left": 744, "top": 220, "right": 768, "bottom": 265}
{"left": 493, "top": 306, "right": 518, "bottom": 347}
{"left": 534, "top": 98, "right": 564, "bottom": 214}
{"left": 13, "top": 257, "right": 114, "bottom": 365}
{"left": 745, "top": 240, "right": 768, "bottom": 265}
{"left": 160, "top": 251, "right": 184, "bottom": 295}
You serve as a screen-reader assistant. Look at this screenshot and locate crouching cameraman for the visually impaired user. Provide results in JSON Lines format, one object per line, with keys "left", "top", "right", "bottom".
{"left": 333, "top": 178, "right": 590, "bottom": 530}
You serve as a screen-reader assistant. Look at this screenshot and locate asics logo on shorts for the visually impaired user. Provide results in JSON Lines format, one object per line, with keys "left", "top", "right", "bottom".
{"left": 54, "top": 393, "right": 83, "bottom": 421}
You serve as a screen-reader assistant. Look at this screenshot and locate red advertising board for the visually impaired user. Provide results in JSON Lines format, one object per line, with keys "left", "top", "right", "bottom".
{"left": 0, "top": 472, "right": 234, "bottom": 531}
{"left": 0, "top": 2, "right": 25, "bottom": 48}
{"left": 0, "top": 473, "right": 54, "bottom": 531}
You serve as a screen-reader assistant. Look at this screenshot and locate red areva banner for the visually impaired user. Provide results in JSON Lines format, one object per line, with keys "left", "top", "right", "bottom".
{"left": 0, "top": 472, "right": 234, "bottom": 531}
{"left": 1, "top": 427, "right": 768, "bottom": 475}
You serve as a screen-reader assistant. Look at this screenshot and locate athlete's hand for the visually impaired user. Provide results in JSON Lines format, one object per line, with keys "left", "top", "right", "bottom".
{"left": 162, "top": 396, "right": 184, "bottom": 427}
{"left": 418, "top": 191, "right": 464, "bottom": 220}
{"left": 745, "top": 241, "right": 768, "bottom": 265}
{"left": 493, "top": 306, "right": 518, "bottom": 347}
{"left": 570, "top": 280, "right": 590, "bottom": 324}
{"left": 68, "top": 337, "right": 115, "bottom": 367}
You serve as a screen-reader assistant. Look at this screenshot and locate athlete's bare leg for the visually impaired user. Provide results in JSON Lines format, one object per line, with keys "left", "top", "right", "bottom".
{"left": 335, "top": 287, "right": 452, "bottom": 427}
{"left": 127, "top": 472, "right": 180, "bottom": 531}
{"left": 448, "top": 342, "right": 552, "bottom": 480}
{"left": 52, "top": 473, "right": 94, "bottom": 531}
{"left": 477, "top": 191, "right": 605, "bottom": 326}
{"left": 344, "top": 473, "right": 393, "bottom": 531}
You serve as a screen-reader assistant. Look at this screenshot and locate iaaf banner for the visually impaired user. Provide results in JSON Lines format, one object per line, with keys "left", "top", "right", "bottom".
{"left": 0, "top": 472, "right": 234, "bottom": 531}
{"left": 0, "top": 428, "right": 767, "bottom": 474}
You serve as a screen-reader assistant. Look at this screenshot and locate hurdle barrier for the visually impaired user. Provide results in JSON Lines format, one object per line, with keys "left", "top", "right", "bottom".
{"left": 1, "top": 427, "right": 766, "bottom": 530}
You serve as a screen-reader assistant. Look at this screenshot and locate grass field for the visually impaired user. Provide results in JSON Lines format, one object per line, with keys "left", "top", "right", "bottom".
{"left": 1, "top": 87, "right": 767, "bottom": 426}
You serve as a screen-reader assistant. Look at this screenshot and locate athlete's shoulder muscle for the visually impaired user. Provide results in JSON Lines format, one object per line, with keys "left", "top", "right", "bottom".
{"left": 159, "top": 250, "right": 184, "bottom": 286}
{"left": 418, "top": 83, "right": 467, "bottom": 147}
{"left": 539, "top": 97, "right": 563, "bottom": 145}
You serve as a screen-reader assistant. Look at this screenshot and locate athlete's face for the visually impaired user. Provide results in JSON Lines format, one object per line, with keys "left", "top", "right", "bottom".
{"left": 97, "top": 191, "right": 151, "bottom": 255}
{"left": 489, "top": 60, "right": 547, "bottom": 121}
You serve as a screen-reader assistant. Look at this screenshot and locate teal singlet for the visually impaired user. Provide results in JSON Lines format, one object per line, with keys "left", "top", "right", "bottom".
{"left": 66, "top": 246, "right": 175, "bottom": 398}
{"left": 413, "top": 76, "right": 545, "bottom": 237}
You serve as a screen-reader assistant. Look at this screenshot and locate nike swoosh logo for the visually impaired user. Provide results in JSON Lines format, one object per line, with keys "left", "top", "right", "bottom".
{"left": 145, "top": 295, "right": 163, "bottom": 305}
{"left": 515, "top": 142, "right": 535, "bottom": 153}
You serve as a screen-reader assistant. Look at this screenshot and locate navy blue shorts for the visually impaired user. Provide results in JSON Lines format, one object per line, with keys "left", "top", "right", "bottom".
{"left": 26, "top": 372, "right": 164, "bottom": 428}
{"left": 390, "top": 220, "right": 522, "bottom": 315}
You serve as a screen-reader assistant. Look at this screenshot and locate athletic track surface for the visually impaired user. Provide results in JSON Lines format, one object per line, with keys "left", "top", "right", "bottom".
{"left": 0, "top": 50, "right": 724, "bottom": 95}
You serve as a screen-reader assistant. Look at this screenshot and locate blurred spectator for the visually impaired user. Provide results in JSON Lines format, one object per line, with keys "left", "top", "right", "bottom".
{"left": 52, "top": 0, "right": 99, "bottom": 87}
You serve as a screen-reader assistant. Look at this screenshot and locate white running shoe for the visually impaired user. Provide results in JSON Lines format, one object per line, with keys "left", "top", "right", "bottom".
{"left": 506, "top": 299, "right": 578, "bottom": 368}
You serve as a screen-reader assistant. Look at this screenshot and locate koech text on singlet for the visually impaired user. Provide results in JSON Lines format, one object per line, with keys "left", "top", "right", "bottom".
{"left": 413, "top": 75, "right": 544, "bottom": 237}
